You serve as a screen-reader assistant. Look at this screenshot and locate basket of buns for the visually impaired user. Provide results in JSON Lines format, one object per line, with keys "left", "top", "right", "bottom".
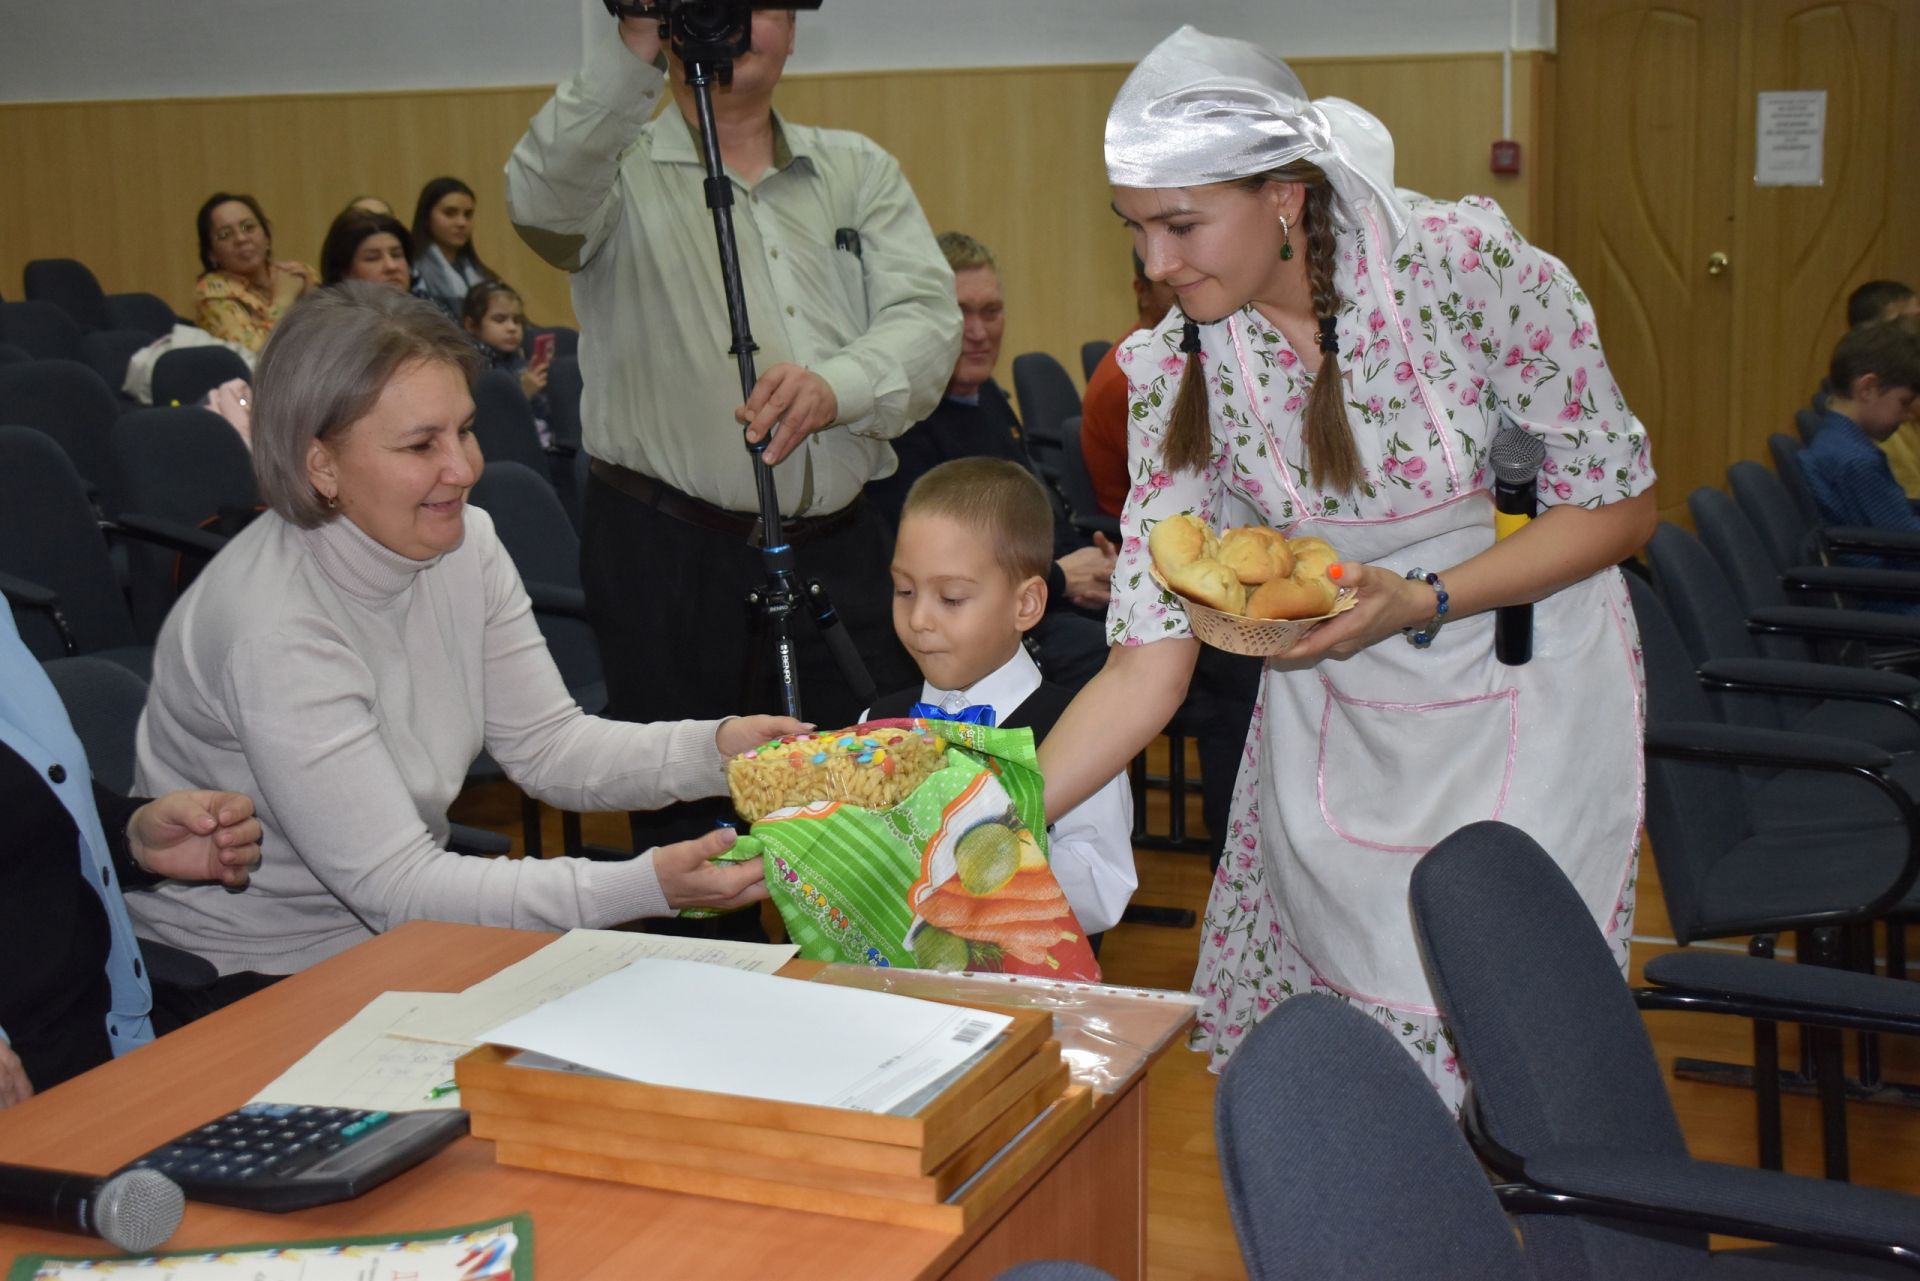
{"left": 1147, "top": 514, "right": 1354, "bottom": 657}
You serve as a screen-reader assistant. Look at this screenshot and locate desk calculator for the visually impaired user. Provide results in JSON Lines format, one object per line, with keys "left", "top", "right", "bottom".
{"left": 123, "top": 1103, "right": 469, "bottom": 1211}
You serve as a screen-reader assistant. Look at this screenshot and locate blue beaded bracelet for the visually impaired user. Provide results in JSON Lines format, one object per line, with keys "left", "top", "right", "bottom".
{"left": 1404, "top": 568, "right": 1449, "bottom": 648}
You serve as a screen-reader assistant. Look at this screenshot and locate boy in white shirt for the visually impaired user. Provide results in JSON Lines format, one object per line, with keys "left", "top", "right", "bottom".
{"left": 866, "top": 458, "right": 1137, "bottom": 940}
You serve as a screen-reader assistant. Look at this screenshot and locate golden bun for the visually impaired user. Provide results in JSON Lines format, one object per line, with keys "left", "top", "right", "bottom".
{"left": 1287, "top": 536, "right": 1339, "bottom": 584}
{"left": 1167, "top": 557, "right": 1247, "bottom": 614}
{"left": 1246, "top": 574, "right": 1338, "bottom": 621}
{"left": 1147, "top": 513, "right": 1220, "bottom": 576}
{"left": 1217, "top": 527, "right": 1295, "bottom": 584}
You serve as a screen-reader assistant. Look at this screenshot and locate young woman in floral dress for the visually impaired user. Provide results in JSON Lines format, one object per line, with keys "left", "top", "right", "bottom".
{"left": 1038, "top": 26, "right": 1656, "bottom": 1107}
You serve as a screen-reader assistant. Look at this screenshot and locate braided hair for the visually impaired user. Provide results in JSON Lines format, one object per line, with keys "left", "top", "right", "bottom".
{"left": 1160, "top": 162, "right": 1364, "bottom": 492}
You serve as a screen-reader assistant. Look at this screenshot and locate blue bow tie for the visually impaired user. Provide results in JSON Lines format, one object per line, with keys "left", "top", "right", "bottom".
{"left": 909, "top": 702, "right": 997, "bottom": 727}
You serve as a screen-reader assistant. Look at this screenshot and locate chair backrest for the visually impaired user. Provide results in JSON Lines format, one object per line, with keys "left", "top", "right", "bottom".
{"left": 0, "top": 426, "right": 140, "bottom": 658}
{"left": 39, "top": 655, "right": 149, "bottom": 795}
{"left": 23, "top": 258, "right": 112, "bottom": 333}
{"left": 1411, "top": 820, "right": 1705, "bottom": 1280}
{"left": 111, "top": 407, "right": 257, "bottom": 636}
{"left": 1056, "top": 415, "right": 1119, "bottom": 541}
{"left": 469, "top": 460, "right": 602, "bottom": 694}
{"left": 1011, "top": 351, "right": 1079, "bottom": 456}
{"left": 0, "top": 299, "right": 83, "bottom": 361}
{"left": 1078, "top": 340, "right": 1112, "bottom": 382}
{"left": 0, "top": 358, "right": 123, "bottom": 505}
{"left": 1623, "top": 571, "right": 1750, "bottom": 944}
{"left": 1794, "top": 404, "right": 1824, "bottom": 445}
{"left": 1729, "top": 458, "right": 1817, "bottom": 569}
{"left": 1686, "top": 486, "right": 1808, "bottom": 662}
{"left": 1644, "top": 522, "right": 1784, "bottom": 731}
{"left": 151, "top": 346, "right": 252, "bottom": 409}
{"left": 544, "top": 354, "right": 584, "bottom": 451}
{"left": 105, "top": 292, "right": 179, "bottom": 340}
{"left": 470, "top": 368, "right": 551, "bottom": 477}
{"left": 1217, "top": 995, "right": 1532, "bottom": 1281}
{"left": 0, "top": 343, "right": 31, "bottom": 366}
{"left": 1767, "top": 432, "right": 1820, "bottom": 525}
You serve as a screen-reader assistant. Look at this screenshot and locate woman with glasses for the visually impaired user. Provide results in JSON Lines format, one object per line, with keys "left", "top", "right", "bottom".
{"left": 193, "top": 192, "right": 316, "bottom": 353}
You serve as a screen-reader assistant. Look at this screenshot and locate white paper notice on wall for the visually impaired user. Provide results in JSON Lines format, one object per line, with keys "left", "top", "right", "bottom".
{"left": 1754, "top": 90, "right": 1826, "bottom": 187}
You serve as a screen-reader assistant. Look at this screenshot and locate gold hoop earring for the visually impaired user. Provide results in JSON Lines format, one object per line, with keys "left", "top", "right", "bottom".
{"left": 1278, "top": 213, "right": 1294, "bottom": 262}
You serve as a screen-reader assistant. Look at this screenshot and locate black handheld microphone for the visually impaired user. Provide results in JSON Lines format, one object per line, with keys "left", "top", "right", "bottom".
{"left": 1490, "top": 419, "right": 1547, "bottom": 666}
{"left": 0, "top": 1164, "right": 184, "bottom": 1252}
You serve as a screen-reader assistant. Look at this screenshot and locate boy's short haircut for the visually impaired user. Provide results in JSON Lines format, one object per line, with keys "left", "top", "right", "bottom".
{"left": 937, "top": 231, "right": 996, "bottom": 275}
{"left": 1830, "top": 317, "right": 1920, "bottom": 397}
{"left": 901, "top": 457, "right": 1054, "bottom": 585}
{"left": 1848, "top": 280, "right": 1915, "bottom": 329}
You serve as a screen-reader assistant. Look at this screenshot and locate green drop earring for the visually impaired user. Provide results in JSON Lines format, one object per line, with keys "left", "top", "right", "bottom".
{"left": 1278, "top": 213, "right": 1294, "bottom": 261}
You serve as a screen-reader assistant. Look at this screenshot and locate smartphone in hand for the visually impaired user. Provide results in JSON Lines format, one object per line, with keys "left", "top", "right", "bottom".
{"left": 531, "top": 332, "right": 557, "bottom": 366}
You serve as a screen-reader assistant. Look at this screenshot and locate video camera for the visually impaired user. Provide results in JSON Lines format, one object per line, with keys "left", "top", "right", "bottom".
{"left": 600, "top": 0, "right": 823, "bottom": 74}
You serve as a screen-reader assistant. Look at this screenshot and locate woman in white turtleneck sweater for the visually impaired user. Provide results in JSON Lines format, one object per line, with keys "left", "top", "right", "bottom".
{"left": 128, "top": 284, "right": 794, "bottom": 1022}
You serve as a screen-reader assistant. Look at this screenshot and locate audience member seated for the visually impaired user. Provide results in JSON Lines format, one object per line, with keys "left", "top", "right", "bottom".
{"left": 1080, "top": 251, "right": 1177, "bottom": 518}
{"left": 345, "top": 194, "right": 395, "bottom": 218}
{"left": 193, "top": 192, "right": 316, "bottom": 353}
{"left": 411, "top": 177, "right": 497, "bottom": 318}
{"left": 1797, "top": 317, "right": 1920, "bottom": 610}
{"left": 865, "top": 232, "right": 1115, "bottom": 688}
{"left": 1, "top": 611, "right": 261, "bottom": 1106}
{"left": 869, "top": 458, "right": 1135, "bottom": 939}
{"left": 126, "top": 284, "right": 794, "bottom": 1025}
{"left": 462, "top": 281, "right": 552, "bottom": 443}
{"left": 1842, "top": 281, "right": 1920, "bottom": 497}
{"left": 319, "top": 208, "right": 416, "bottom": 291}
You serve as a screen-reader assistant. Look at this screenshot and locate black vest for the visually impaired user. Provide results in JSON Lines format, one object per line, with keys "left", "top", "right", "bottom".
{"left": 867, "top": 679, "right": 1073, "bottom": 745}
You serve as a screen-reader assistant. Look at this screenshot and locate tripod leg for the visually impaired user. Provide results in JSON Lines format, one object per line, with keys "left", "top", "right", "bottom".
{"left": 805, "top": 579, "right": 876, "bottom": 711}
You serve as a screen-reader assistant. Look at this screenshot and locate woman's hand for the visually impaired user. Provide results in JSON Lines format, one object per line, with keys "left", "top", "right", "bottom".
{"left": 1281, "top": 562, "right": 1437, "bottom": 662}
{"left": 129, "top": 790, "right": 263, "bottom": 887}
{"left": 715, "top": 715, "right": 813, "bottom": 760}
{"left": 270, "top": 262, "right": 311, "bottom": 305}
{"left": 653, "top": 828, "right": 767, "bottom": 911}
{"left": 0, "top": 1042, "right": 31, "bottom": 1110}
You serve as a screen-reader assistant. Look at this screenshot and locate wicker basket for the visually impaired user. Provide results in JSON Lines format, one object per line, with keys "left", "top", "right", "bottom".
{"left": 1149, "top": 566, "right": 1356, "bottom": 657}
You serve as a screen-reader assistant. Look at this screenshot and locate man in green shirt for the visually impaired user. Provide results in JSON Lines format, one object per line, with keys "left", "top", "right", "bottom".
{"left": 507, "top": 8, "right": 959, "bottom": 872}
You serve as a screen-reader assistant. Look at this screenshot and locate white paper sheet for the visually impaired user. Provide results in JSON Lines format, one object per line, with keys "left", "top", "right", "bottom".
{"left": 477, "top": 958, "right": 1012, "bottom": 1115}
{"left": 1755, "top": 90, "right": 1826, "bottom": 187}
{"left": 248, "top": 992, "right": 470, "bottom": 1112}
{"left": 392, "top": 928, "right": 797, "bottom": 1047}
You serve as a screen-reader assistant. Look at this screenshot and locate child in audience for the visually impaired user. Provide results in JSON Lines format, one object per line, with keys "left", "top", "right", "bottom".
{"left": 1842, "top": 282, "right": 1920, "bottom": 496}
{"left": 463, "top": 282, "right": 552, "bottom": 445}
{"left": 1798, "top": 318, "right": 1920, "bottom": 605}
{"left": 412, "top": 177, "right": 497, "bottom": 317}
{"left": 867, "top": 457, "right": 1136, "bottom": 940}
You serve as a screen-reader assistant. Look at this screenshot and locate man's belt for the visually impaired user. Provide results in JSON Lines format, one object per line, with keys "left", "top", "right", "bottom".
{"left": 589, "top": 459, "right": 865, "bottom": 548}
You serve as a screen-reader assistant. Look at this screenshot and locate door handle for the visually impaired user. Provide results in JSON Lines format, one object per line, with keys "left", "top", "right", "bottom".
{"left": 1706, "top": 251, "right": 1729, "bottom": 277}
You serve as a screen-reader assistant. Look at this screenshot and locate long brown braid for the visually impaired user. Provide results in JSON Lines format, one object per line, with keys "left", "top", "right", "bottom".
{"left": 1160, "top": 163, "right": 1365, "bottom": 493}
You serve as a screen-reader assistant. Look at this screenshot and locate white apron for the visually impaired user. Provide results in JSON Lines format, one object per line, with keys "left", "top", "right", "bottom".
{"left": 1259, "top": 496, "right": 1644, "bottom": 1012}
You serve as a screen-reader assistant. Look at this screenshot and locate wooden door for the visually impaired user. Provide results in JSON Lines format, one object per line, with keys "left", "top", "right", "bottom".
{"left": 1554, "top": 0, "right": 1742, "bottom": 524}
{"left": 1554, "top": 0, "right": 1920, "bottom": 522}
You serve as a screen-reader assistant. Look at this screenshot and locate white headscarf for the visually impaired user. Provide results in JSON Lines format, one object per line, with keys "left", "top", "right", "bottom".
{"left": 1105, "top": 25, "right": 1412, "bottom": 250}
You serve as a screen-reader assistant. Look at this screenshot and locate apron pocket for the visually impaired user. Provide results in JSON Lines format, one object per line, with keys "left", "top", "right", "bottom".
{"left": 1316, "top": 683, "right": 1518, "bottom": 852}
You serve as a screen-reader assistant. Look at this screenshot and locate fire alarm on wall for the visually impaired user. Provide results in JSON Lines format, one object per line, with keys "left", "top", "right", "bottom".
{"left": 1490, "top": 139, "right": 1523, "bottom": 175}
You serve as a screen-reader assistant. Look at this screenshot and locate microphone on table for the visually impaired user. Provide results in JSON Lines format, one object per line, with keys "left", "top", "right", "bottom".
{"left": 0, "top": 1164, "right": 185, "bottom": 1252}
{"left": 1490, "top": 417, "right": 1548, "bottom": 666}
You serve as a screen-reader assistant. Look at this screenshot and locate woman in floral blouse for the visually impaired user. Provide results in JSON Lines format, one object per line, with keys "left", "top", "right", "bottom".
{"left": 193, "top": 193, "right": 316, "bottom": 353}
{"left": 1039, "top": 27, "right": 1656, "bottom": 1107}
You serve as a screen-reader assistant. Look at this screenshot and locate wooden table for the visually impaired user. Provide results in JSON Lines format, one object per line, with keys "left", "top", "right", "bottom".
{"left": 0, "top": 921, "right": 1193, "bottom": 1279}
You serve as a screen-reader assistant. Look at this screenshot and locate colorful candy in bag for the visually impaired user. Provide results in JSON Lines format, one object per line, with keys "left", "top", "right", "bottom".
{"left": 718, "top": 720, "right": 1100, "bottom": 981}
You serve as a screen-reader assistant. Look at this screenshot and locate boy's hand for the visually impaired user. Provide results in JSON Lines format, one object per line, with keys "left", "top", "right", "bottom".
{"left": 716, "top": 715, "right": 813, "bottom": 760}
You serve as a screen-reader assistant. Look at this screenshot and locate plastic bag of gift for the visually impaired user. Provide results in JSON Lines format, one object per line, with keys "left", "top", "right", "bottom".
{"left": 719, "top": 720, "right": 1100, "bottom": 981}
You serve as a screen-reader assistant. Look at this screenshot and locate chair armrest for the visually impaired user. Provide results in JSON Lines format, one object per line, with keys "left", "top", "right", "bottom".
{"left": 1501, "top": 1148, "right": 1920, "bottom": 1268}
{"left": 448, "top": 823, "right": 512, "bottom": 856}
{"left": 1824, "top": 526, "right": 1920, "bottom": 559}
{"left": 1644, "top": 720, "right": 1893, "bottom": 773}
{"left": 1696, "top": 657, "right": 1920, "bottom": 715}
{"left": 1782, "top": 563, "right": 1920, "bottom": 600}
{"left": 525, "top": 581, "right": 588, "bottom": 621}
{"left": 1070, "top": 511, "right": 1122, "bottom": 542}
{"left": 136, "top": 936, "right": 218, "bottom": 991}
{"left": 105, "top": 514, "right": 229, "bottom": 560}
{"left": 1748, "top": 605, "right": 1920, "bottom": 646}
{"left": 1639, "top": 950, "right": 1920, "bottom": 1036}
{"left": 0, "top": 571, "right": 77, "bottom": 655}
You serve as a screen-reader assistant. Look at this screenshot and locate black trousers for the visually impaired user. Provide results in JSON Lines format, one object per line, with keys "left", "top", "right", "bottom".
{"left": 580, "top": 470, "right": 918, "bottom": 862}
